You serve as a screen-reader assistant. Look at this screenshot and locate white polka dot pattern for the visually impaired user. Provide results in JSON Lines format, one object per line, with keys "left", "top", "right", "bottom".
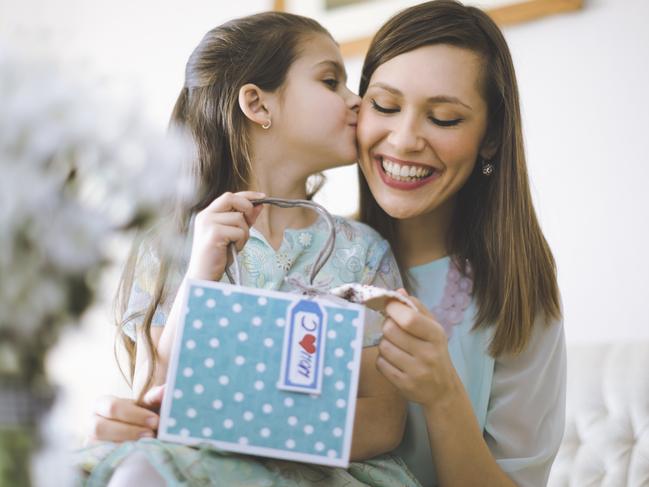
{"left": 163, "top": 283, "right": 365, "bottom": 464}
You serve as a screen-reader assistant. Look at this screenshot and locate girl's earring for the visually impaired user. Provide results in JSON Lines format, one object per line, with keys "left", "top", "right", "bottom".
{"left": 481, "top": 158, "right": 495, "bottom": 176}
{"left": 262, "top": 119, "right": 272, "bottom": 130}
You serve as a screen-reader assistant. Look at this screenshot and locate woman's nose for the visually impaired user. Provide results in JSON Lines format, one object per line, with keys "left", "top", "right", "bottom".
{"left": 387, "top": 114, "right": 424, "bottom": 153}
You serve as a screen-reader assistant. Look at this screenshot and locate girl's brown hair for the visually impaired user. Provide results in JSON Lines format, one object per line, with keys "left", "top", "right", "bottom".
{"left": 358, "top": 0, "right": 561, "bottom": 356}
{"left": 115, "top": 12, "right": 331, "bottom": 398}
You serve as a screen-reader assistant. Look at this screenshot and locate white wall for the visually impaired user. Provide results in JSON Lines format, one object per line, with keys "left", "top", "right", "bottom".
{"left": 503, "top": 0, "right": 649, "bottom": 343}
{"left": 2, "top": 0, "right": 648, "bottom": 451}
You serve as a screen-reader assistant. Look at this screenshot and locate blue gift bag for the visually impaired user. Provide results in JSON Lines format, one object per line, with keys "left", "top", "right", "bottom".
{"left": 158, "top": 198, "right": 366, "bottom": 468}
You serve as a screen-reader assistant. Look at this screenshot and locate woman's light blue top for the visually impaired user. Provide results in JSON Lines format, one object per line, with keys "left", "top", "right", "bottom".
{"left": 395, "top": 256, "right": 566, "bottom": 487}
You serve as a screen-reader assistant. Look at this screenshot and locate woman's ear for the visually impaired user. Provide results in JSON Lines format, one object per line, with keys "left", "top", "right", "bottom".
{"left": 238, "top": 83, "right": 271, "bottom": 128}
{"left": 479, "top": 129, "right": 499, "bottom": 161}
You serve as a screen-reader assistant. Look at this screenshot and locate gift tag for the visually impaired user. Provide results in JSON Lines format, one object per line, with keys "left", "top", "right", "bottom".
{"left": 278, "top": 299, "right": 328, "bottom": 395}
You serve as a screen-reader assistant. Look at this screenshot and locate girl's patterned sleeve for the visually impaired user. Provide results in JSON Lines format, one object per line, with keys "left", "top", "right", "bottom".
{"left": 362, "top": 237, "right": 403, "bottom": 291}
{"left": 121, "top": 243, "right": 174, "bottom": 341}
{"left": 359, "top": 230, "right": 404, "bottom": 347}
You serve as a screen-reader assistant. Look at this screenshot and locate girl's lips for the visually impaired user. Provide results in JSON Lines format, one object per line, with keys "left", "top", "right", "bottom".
{"left": 374, "top": 156, "right": 441, "bottom": 190}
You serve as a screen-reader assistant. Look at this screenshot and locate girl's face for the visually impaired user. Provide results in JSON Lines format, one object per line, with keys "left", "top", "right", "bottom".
{"left": 272, "top": 34, "right": 360, "bottom": 175}
{"left": 357, "top": 44, "right": 492, "bottom": 219}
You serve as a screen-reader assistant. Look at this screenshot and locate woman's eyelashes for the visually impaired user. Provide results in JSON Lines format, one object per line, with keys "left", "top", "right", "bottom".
{"left": 370, "top": 98, "right": 463, "bottom": 127}
{"left": 429, "top": 116, "right": 463, "bottom": 127}
{"left": 370, "top": 98, "right": 398, "bottom": 114}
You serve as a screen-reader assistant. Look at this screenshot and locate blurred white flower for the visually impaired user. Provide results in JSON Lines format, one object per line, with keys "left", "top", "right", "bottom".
{"left": 0, "top": 43, "right": 194, "bottom": 368}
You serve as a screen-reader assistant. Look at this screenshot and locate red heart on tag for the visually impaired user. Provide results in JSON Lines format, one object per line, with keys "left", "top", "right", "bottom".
{"left": 299, "top": 334, "right": 316, "bottom": 354}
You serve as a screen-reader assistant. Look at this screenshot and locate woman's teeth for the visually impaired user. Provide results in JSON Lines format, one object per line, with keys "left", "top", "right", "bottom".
{"left": 380, "top": 157, "right": 434, "bottom": 182}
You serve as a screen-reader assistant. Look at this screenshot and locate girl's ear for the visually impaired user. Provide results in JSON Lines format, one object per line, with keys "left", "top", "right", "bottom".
{"left": 238, "top": 83, "right": 271, "bottom": 127}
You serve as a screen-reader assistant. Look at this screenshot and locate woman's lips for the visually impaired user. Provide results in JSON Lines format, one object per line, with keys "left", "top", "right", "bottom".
{"left": 374, "top": 155, "right": 441, "bottom": 190}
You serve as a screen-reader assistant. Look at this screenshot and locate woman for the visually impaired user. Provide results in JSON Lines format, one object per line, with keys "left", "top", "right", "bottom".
{"left": 87, "top": 2, "right": 566, "bottom": 486}
{"left": 357, "top": 2, "right": 565, "bottom": 485}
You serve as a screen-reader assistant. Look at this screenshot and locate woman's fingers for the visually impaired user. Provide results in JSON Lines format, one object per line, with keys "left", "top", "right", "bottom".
{"left": 384, "top": 299, "right": 444, "bottom": 343}
{"left": 377, "top": 333, "right": 417, "bottom": 372}
{"left": 375, "top": 353, "right": 407, "bottom": 387}
{"left": 381, "top": 317, "right": 424, "bottom": 353}
{"left": 94, "top": 395, "right": 159, "bottom": 430}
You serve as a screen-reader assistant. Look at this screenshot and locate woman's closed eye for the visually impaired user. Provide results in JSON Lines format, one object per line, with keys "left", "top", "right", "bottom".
{"left": 429, "top": 116, "right": 463, "bottom": 127}
{"left": 370, "top": 98, "right": 399, "bottom": 114}
{"left": 371, "top": 99, "right": 463, "bottom": 127}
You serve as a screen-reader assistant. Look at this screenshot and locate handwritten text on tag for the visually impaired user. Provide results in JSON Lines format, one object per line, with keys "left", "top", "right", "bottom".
{"left": 278, "top": 299, "right": 327, "bottom": 394}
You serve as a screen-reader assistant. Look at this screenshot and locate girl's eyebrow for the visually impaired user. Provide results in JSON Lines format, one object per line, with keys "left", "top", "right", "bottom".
{"left": 368, "top": 82, "right": 473, "bottom": 110}
{"left": 314, "top": 60, "right": 348, "bottom": 82}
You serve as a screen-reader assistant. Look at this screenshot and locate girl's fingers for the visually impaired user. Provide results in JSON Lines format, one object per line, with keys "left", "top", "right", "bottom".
{"left": 90, "top": 415, "right": 155, "bottom": 442}
{"left": 209, "top": 212, "right": 250, "bottom": 234}
{"left": 244, "top": 203, "right": 264, "bottom": 227}
{"left": 202, "top": 193, "right": 264, "bottom": 230}
{"left": 94, "top": 395, "right": 159, "bottom": 430}
{"left": 235, "top": 191, "right": 267, "bottom": 201}
{"left": 213, "top": 225, "right": 247, "bottom": 252}
{"left": 205, "top": 192, "right": 260, "bottom": 214}
{"left": 141, "top": 384, "right": 165, "bottom": 411}
{"left": 231, "top": 191, "right": 265, "bottom": 225}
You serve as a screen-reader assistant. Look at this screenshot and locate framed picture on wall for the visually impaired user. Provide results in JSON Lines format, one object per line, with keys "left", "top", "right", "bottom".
{"left": 275, "top": 0, "right": 583, "bottom": 57}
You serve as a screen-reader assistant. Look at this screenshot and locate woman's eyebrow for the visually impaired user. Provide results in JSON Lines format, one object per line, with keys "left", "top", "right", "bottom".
{"left": 314, "top": 60, "right": 347, "bottom": 81}
{"left": 368, "top": 82, "right": 472, "bottom": 110}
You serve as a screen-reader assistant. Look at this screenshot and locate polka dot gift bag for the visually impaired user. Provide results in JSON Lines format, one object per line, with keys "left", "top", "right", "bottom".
{"left": 157, "top": 198, "right": 404, "bottom": 468}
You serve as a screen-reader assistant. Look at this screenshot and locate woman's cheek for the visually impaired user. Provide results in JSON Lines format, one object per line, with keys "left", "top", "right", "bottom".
{"left": 436, "top": 131, "right": 476, "bottom": 166}
{"left": 356, "top": 114, "right": 379, "bottom": 156}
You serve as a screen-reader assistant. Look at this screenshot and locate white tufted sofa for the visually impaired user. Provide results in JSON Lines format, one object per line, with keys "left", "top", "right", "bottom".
{"left": 548, "top": 343, "right": 649, "bottom": 486}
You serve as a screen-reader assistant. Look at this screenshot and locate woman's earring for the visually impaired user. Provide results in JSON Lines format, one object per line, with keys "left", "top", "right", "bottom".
{"left": 262, "top": 119, "right": 272, "bottom": 130}
{"left": 481, "top": 158, "right": 495, "bottom": 176}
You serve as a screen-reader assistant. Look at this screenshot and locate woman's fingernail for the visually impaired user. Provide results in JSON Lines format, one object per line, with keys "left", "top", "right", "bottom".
{"left": 139, "top": 431, "right": 154, "bottom": 438}
{"left": 146, "top": 417, "right": 158, "bottom": 428}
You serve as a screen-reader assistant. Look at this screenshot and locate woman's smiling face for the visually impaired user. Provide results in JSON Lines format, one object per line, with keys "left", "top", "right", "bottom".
{"left": 357, "top": 44, "right": 493, "bottom": 219}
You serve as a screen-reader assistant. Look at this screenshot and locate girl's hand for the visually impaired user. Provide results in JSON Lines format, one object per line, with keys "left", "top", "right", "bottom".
{"left": 88, "top": 385, "right": 164, "bottom": 443}
{"left": 186, "top": 191, "right": 265, "bottom": 281}
{"left": 376, "top": 290, "right": 460, "bottom": 409}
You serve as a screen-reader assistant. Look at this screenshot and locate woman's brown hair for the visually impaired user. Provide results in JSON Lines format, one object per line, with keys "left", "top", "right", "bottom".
{"left": 114, "top": 12, "right": 331, "bottom": 398}
{"left": 358, "top": 0, "right": 561, "bottom": 356}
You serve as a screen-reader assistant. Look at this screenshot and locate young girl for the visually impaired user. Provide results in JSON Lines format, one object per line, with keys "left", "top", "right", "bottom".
{"left": 78, "top": 12, "right": 420, "bottom": 486}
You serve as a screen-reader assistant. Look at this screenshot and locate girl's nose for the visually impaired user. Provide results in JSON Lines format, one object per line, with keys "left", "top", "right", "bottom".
{"left": 346, "top": 90, "right": 361, "bottom": 113}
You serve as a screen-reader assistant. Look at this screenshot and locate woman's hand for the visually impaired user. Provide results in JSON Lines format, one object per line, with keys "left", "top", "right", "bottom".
{"left": 375, "top": 290, "right": 462, "bottom": 410}
{"left": 88, "top": 385, "right": 165, "bottom": 443}
{"left": 186, "top": 191, "right": 265, "bottom": 281}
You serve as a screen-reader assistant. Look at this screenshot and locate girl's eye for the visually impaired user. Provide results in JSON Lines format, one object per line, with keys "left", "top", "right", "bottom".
{"left": 323, "top": 79, "right": 339, "bottom": 89}
{"left": 430, "top": 117, "right": 463, "bottom": 127}
{"left": 370, "top": 99, "right": 399, "bottom": 114}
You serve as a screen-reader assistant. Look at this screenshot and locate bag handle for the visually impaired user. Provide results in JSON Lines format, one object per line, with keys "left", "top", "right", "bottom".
{"left": 225, "top": 197, "right": 336, "bottom": 287}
